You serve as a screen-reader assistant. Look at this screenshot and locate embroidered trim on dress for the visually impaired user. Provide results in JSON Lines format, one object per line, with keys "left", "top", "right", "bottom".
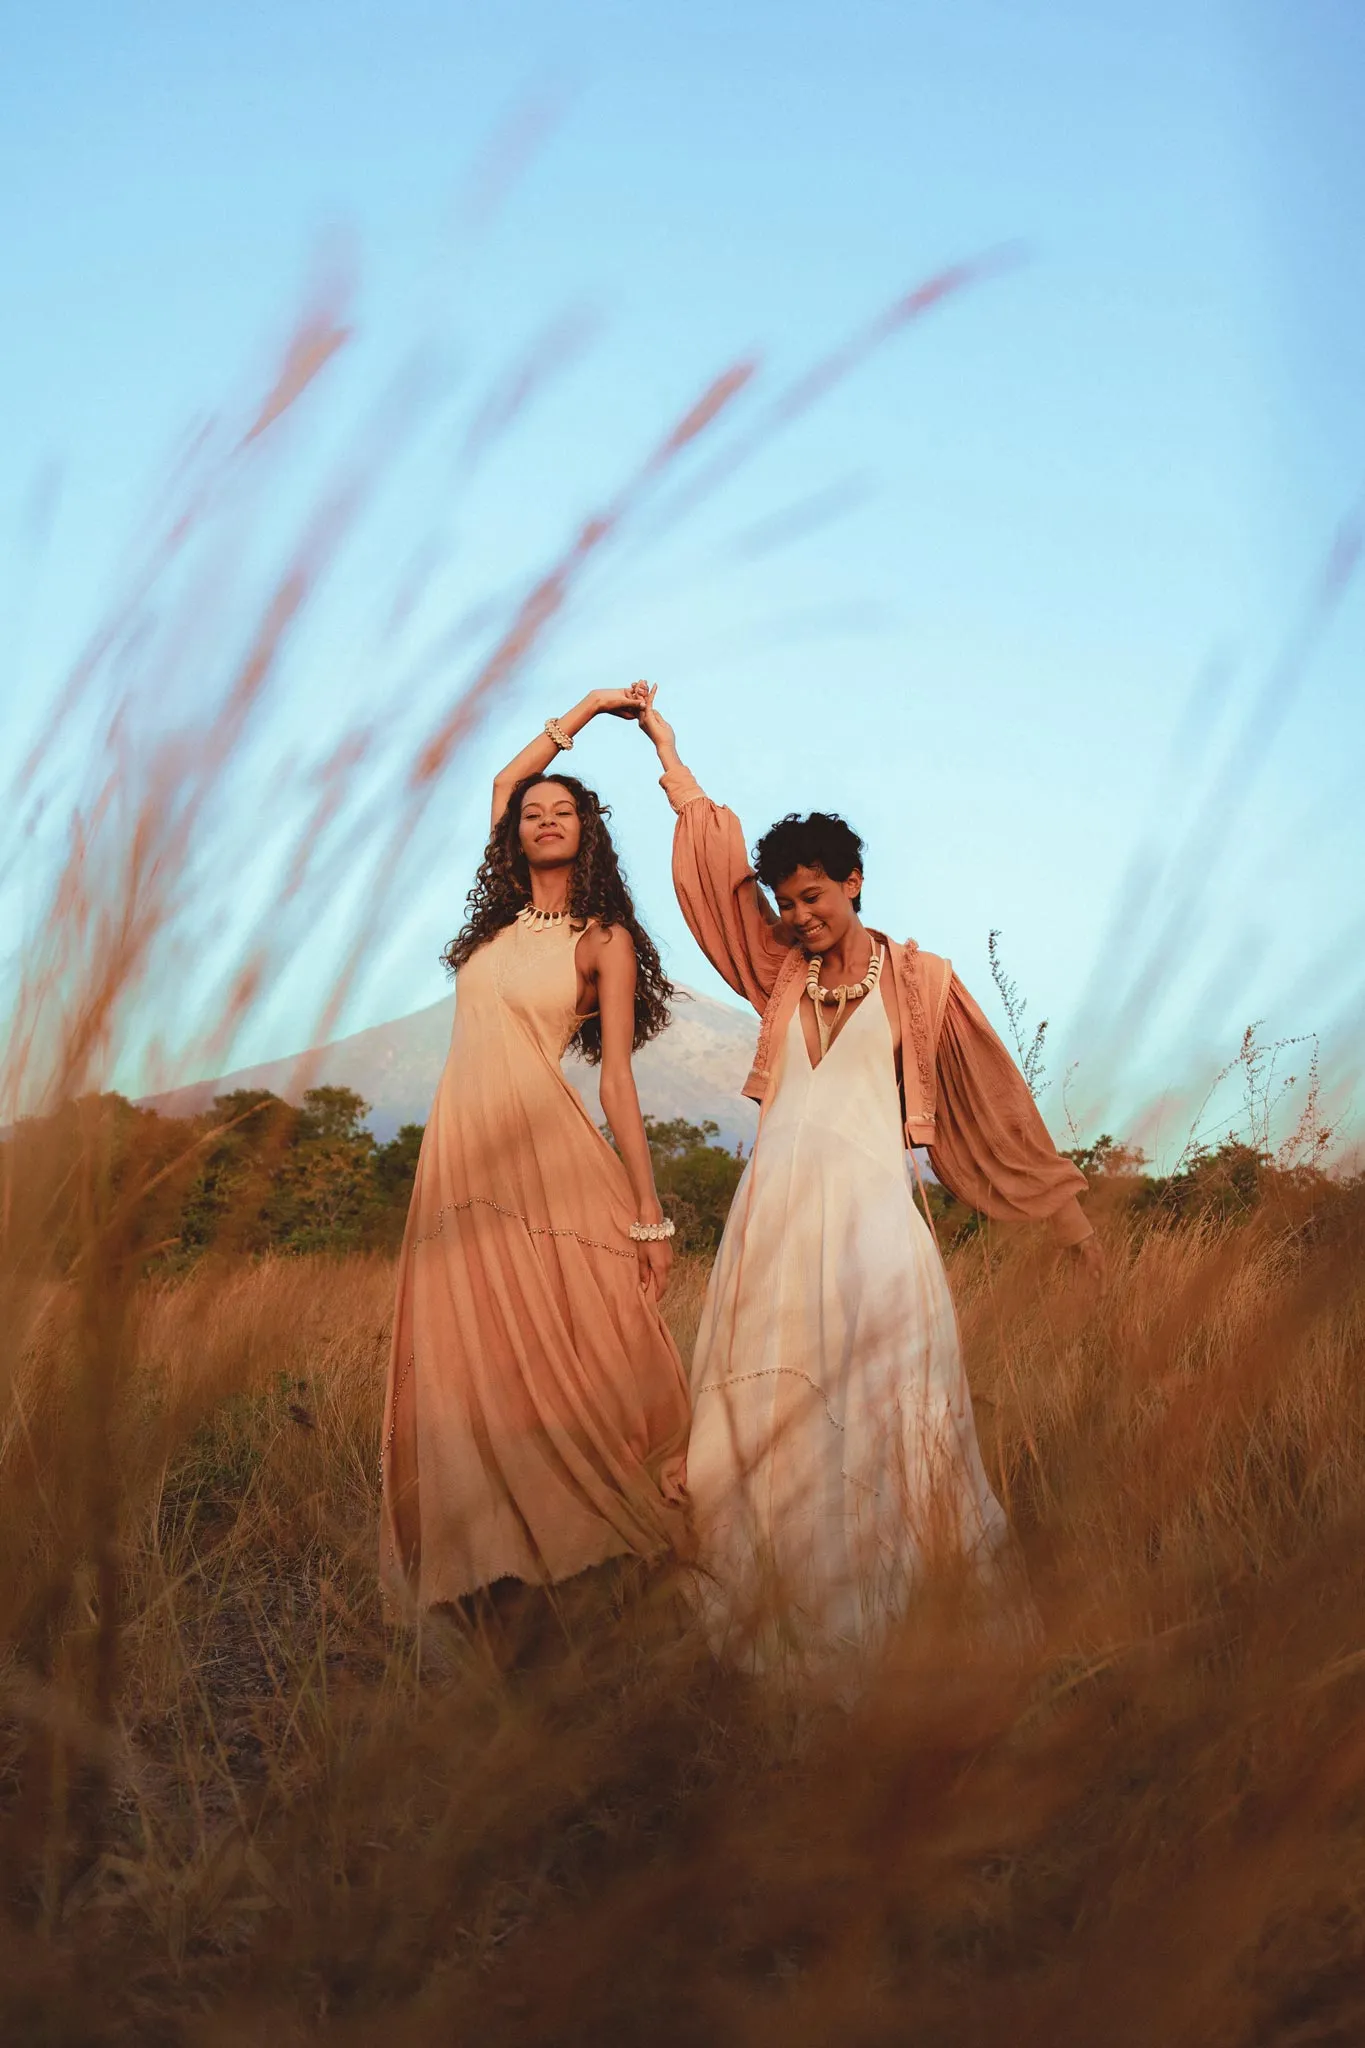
{"left": 896, "top": 938, "right": 935, "bottom": 1120}
{"left": 412, "top": 1193, "right": 636, "bottom": 1261}
{"left": 695, "top": 1369, "right": 881, "bottom": 1499}
{"left": 381, "top": 1349, "right": 413, "bottom": 1478}
{"left": 748, "top": 947, "right": 805, "bottom": 1089}
{"left": 696, "top": 1366, "right": 848, "bottom": 1435}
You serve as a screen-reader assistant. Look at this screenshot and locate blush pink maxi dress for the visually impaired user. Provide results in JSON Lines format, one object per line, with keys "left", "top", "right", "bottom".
{"left": 379, "top": 910, "right": 690, "bottom": 1610}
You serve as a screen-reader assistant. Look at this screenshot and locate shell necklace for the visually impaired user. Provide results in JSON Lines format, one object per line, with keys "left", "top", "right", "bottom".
{"left": 805, "top": 942, "right": 883, "bottom": 1057}
{"left": 518, "top": 903, "right": 571, "bottom": 933}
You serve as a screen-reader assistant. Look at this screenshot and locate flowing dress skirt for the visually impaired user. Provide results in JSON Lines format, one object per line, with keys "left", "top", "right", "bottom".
{"left": 686, "top": 992, "right": 1006, "bottom": 1669}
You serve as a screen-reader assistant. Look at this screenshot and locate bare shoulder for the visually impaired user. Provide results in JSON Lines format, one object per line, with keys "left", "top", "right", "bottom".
{"left": 577, "top": 920, "right": 638, "bottom": 971}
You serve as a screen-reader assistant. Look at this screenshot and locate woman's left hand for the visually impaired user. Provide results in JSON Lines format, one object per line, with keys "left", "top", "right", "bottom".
{"left": 638, "top": 1236, "right": 673, "bottom": 1302}
{"left": 632, "top": 683, "right": 675, "bottom": 753}
{"left": 1070, "top": 1235, "right": 1107, "bottom": 1288}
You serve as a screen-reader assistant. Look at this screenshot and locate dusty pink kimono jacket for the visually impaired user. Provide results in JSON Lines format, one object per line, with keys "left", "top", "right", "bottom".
{"left": 663, "top": 765, "right": 1092, "bottom": 1247}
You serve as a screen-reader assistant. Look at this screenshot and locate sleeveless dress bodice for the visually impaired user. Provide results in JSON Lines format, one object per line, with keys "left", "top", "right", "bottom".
{"left": 458, "top": 912, "right": 583, "bottom": 1061}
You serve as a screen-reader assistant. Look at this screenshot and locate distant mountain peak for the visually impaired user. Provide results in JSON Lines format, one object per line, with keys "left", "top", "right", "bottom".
{"left": 144, "top": 985, "right": 760, "bottom": 1147}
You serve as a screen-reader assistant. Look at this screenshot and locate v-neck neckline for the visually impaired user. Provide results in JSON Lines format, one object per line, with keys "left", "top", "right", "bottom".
{"left": 798, "top": 979, "right": 879, "bottom": 1074}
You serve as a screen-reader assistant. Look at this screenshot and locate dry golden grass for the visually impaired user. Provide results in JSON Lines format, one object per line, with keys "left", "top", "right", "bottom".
{"left": 4, "top": 1201, "right": 1365, "bottom": 2046}
{"left": 12, "top": 256, "right": 1365, "bottom": 2045}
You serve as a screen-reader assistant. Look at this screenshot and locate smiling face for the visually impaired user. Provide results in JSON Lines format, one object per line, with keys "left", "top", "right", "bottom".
{"left": 772, "top": 862, "right": 863, "bottom": 954}
{"left": 518, "top": 780, "right": 582, "bottom": 869}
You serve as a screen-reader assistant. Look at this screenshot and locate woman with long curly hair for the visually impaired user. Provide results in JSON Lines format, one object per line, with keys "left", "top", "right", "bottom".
{"left": 380, "top": 688, "right": 690, "bottom": 1612}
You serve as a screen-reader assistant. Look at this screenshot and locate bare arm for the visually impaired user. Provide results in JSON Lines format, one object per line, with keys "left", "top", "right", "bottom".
{"left": 490, "top": 687, "right": 644, "bottom": 829}
{"left": 636, "top": 687, "right": 685, "bottom": 780}
{"left": 592, "top": 926, "right": 672, "bottom": 1301}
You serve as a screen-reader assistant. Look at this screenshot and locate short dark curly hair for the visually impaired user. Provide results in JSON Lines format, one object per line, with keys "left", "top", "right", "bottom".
{"left": 753, "top": 812, "right": 865, "bottom": 913}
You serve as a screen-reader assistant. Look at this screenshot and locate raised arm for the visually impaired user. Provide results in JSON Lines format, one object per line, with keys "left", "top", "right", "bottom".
{"left": 635, "top": 687, "right": 792, "bottom": 1013}
{"left": 490, "top": 689, "right": 646, "bottom": 829}
{"left": 929, "top": 972, "right": 1096, "bottom": 1254}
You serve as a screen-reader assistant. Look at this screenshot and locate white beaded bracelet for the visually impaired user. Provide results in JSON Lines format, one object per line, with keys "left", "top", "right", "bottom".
{"left": 544, "top": 716, "right": 574, "bottom": 751}
{"left": 629, "top": 1218, "right": 676, "bottom": 1242}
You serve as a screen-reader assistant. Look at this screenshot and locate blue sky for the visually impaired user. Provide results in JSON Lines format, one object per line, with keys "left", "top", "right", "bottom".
{"left": 3, "top": 1, "right": 1363, "bottom": 1157}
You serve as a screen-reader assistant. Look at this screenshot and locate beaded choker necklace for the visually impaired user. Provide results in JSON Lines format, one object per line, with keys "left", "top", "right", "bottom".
{"left": 518, "top": 904, "right": 571, "bottom": 932}
{"left": 805, "top": 944, "right": 884, "bottom": 1056}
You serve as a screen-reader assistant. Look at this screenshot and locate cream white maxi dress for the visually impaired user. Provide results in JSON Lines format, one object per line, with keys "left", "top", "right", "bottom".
{"left": 686, "top": 979, "right": 1007, "bottom": 1670}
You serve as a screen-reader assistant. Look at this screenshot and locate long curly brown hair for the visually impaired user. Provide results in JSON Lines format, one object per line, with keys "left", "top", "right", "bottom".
{"left": 442, "top": 772, "right": 673, "bottom": 1062}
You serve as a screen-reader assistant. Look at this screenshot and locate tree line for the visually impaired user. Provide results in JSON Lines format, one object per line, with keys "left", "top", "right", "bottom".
{"left": 3, "top": 1089, "right": 749, "bottom": 1270}
{"left": 5, "top": 1086, "right": 1353, "bottom": 1276}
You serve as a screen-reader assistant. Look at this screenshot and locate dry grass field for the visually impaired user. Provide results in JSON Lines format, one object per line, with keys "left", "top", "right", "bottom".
{"left": 5, "top": 235, "right": 1362, "bottom": 2044}
{"left": 4, "top": 1185, "right": 1365, "bottom": 2047}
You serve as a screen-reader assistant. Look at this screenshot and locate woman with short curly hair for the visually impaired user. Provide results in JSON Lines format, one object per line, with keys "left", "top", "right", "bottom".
{"left": 380, "top": 689, "right": 689, "bottom": 1611}
{"left": 634, "top": 683, "right": 1097, "bottom": 1676}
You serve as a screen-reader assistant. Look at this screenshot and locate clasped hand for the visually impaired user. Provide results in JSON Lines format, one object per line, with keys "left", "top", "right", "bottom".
{"left": 585, "top": 681, "right": 675, "bottom": 758}
{"left": 589, "top": 683, "right": 651, "bottom": 721}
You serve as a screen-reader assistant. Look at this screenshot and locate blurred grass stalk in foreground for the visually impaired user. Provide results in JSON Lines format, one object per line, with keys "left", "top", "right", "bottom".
{"left": 0, "top": 267, "right": 765, "bottom": 1952}
{"left": 5, "top": 268, "right": 1365, "bottom": 2041}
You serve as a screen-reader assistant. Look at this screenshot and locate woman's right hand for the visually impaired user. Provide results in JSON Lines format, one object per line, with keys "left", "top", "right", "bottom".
{"left": 637, "top": 1233, "right": 673, "bottom": 1302}
{"left": 590, "top": 686, "right": 647, "bottom": 721}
